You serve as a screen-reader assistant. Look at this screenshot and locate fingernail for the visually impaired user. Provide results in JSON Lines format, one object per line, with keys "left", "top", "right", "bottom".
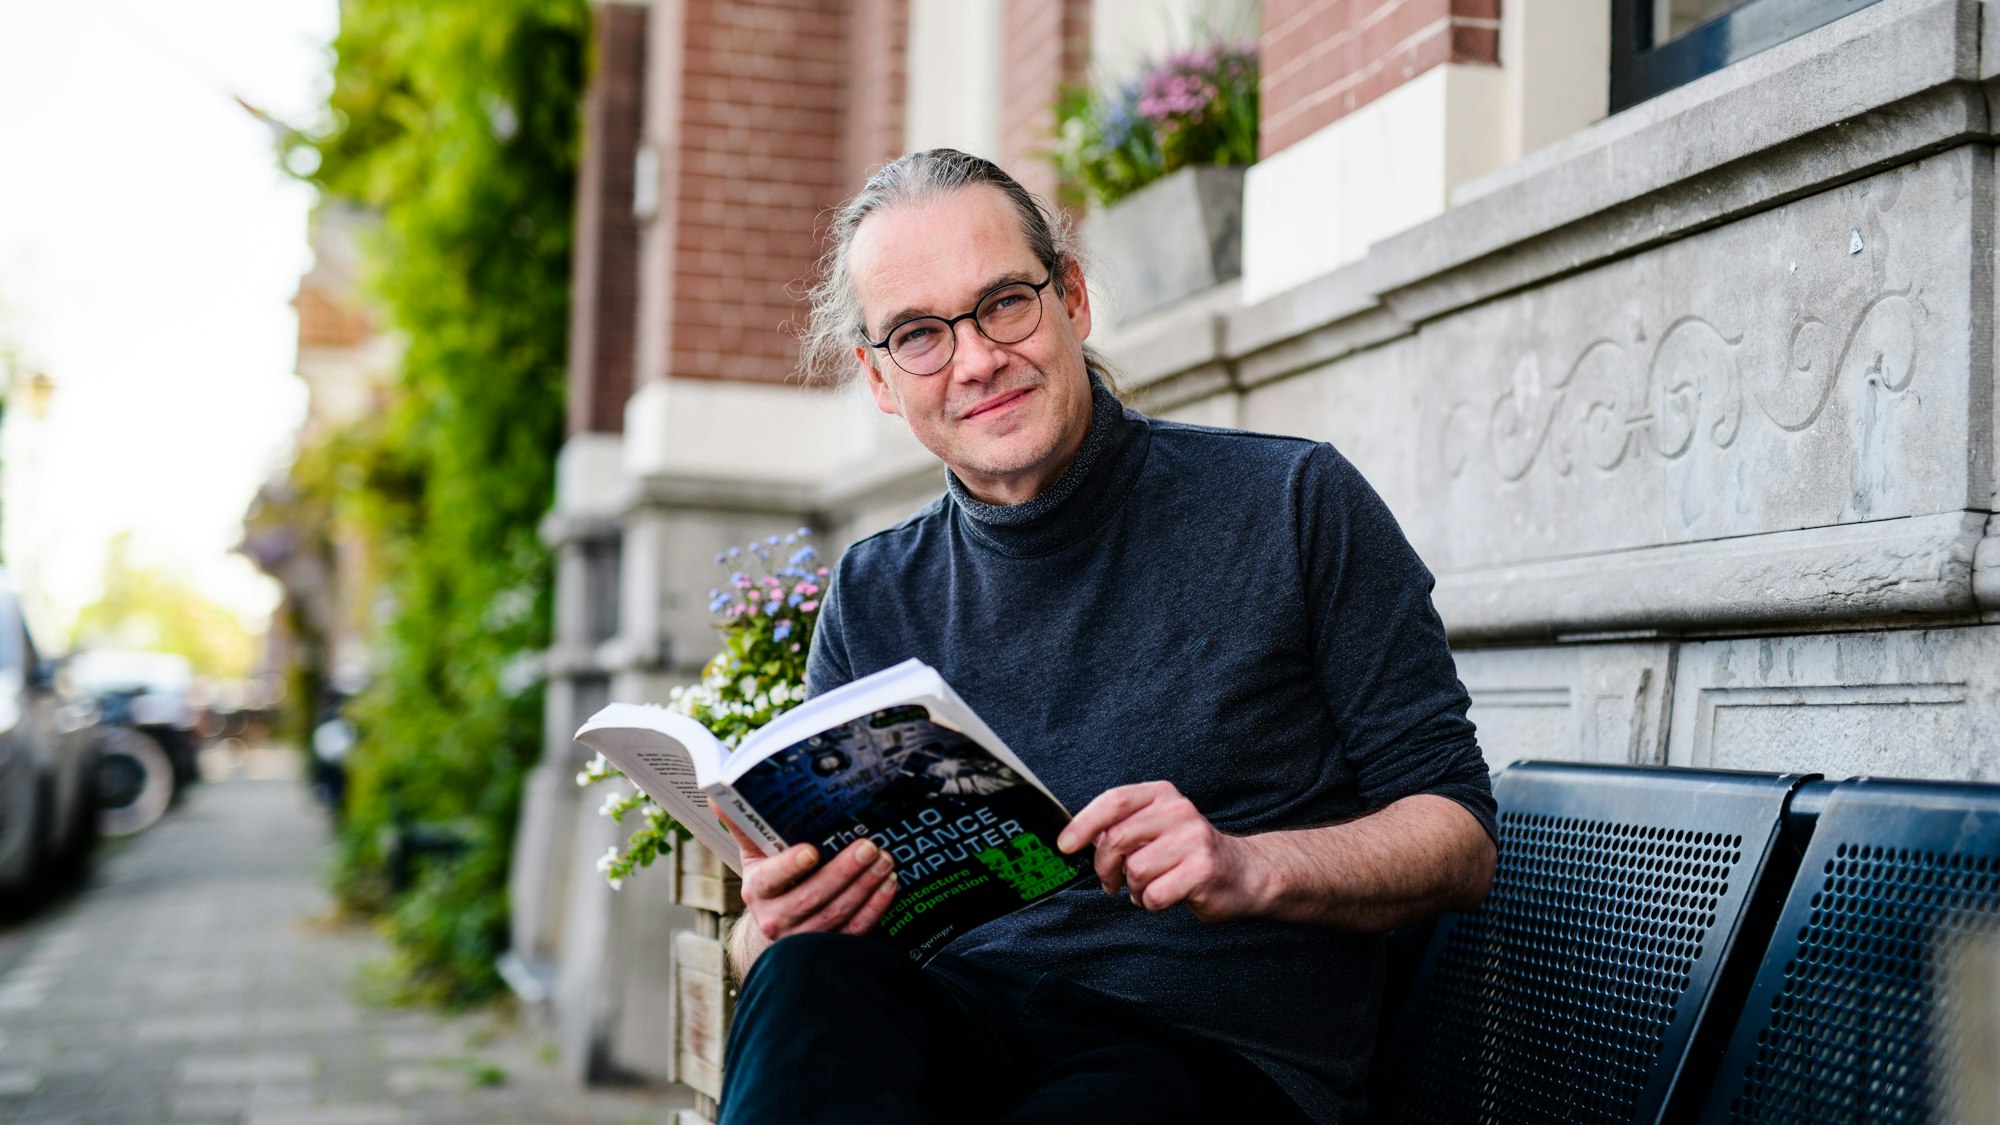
{"left": 884, "top": 871, "right": 898, "bottom": 886}
{"left": 852, "top": 839, "right": 877, "bottom": 862}
{"left": 794, "top": 846, "right": 818, "bottom": 869}
{"left": 1057, "top": 832, "right": 1074, "bottom": 852}
{"left": 873, "top": 854, "right": 892, "bottom": 875}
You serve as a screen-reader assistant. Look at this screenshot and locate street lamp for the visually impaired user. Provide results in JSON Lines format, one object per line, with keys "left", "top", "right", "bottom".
{"left": 26, "top": 372, "right": 53, "bottom": 418}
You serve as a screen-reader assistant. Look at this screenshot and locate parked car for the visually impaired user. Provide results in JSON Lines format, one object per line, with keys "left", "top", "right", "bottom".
{"left": 67, "top": 649, "right": 203, "bottom": 793}
{"left": 0, "top": 574, "right": 100, "bottom": 906}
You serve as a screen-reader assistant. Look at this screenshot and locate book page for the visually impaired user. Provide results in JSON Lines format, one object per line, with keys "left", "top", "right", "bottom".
{"left": 574, "top": 705, "right": 742, "bottom": 873}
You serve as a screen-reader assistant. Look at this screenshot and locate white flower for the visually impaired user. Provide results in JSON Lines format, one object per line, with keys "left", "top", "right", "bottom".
{"left": 598, "top": 785, "right": 628, "bottom": 818}
{"left": 596, "top": 845, "right": 621, "bottom": 873}
{"left": 607, "top": 876, "right": 624, "bottom": 891}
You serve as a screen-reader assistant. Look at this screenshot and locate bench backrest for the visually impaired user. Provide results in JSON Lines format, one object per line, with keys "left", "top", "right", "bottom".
{"left": 1371, "top": 761, "right": 1808, "bottom": 1124}
{"left": 1698, "top": 777, "right": 2000, "bottom": 1123}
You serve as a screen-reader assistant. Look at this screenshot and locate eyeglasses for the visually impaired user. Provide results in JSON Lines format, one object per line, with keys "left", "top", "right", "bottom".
{"left": 862, "top": 271, "right": 1055, "bottom": 376}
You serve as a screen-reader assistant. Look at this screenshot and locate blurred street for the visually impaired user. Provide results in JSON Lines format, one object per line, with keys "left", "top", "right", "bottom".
{"left": 0, "top": 750, "right": 683, "bottom": 1125}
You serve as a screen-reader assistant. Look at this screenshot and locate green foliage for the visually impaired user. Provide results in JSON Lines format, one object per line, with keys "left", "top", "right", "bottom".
{"left": 293, "top": 0, "right": 589, "bottom": 1005}
{"left": 580, "top": 533, "right": 827, "bottom": 887}
{"left": 1050, "top": 42, "right": 1260, "bottom": 208}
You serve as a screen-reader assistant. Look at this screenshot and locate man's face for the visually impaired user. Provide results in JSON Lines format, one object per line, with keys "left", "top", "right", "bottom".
{"left": 848, "top": 186, "right": 1094, "bottom": 506}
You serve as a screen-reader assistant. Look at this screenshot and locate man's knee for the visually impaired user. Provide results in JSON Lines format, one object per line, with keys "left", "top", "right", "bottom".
{"left": 738, "top": 932, "right": 910, "bottom": 1012}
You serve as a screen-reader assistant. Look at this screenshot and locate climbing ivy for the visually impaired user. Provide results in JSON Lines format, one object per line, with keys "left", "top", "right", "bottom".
{"left": 290, "top": 0, "right": 589, "bottom": 1005}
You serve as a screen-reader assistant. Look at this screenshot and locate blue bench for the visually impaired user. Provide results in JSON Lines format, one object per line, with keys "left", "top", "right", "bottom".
{"left": 1369, "top": 762, "right": 2000, "bottom": 1124}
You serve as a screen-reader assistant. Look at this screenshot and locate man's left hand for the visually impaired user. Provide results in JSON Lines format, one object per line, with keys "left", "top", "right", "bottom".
{"left": 1057, "top": 780, "right": 1268, "bottom": 922}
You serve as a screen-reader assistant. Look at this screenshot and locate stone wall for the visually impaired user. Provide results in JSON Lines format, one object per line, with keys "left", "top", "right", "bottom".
{"left": 1110, "top": 0, "right": 2000, "bottom": 782}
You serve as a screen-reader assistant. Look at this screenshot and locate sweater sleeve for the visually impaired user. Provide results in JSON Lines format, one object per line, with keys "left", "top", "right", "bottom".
{"left": 1297, "top": 444, "right": 1496, "bottom": 842}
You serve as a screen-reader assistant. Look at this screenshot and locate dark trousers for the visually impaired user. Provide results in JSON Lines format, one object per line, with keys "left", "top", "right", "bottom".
{"left": 718, "top": 932, "right": 1314, "bottom": 1125}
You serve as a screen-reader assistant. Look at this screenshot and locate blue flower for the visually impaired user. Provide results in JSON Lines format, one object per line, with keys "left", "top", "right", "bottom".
{"left": 788, "top": 546, "right": 817, "bottom": 567}
{"left": 787, "top": 592, "right": 804, "bottom": 608}
{"left": 725, "top": 546, "right": 742, "bottom": 560}
{"left": 763, "top": 600, "right": 781, "bottom": 617}
{"left": 773, "top": 621, "right": 794, "bottom": 642}
{"left": 795, "top": 526, "right": 811, "bottom": 538}
{"left": 708, "top": 591, "right": 732, "bottom": 613}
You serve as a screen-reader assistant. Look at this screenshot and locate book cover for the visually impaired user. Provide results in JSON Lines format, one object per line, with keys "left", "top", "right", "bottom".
{"left": 734, "top": 702, "right": 1089, "bottom": 964}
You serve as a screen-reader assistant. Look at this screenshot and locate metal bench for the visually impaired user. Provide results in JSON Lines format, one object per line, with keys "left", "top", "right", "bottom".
{"left": 1369, "top": 764, "right": 2000, "bottom": 1124}
{"left": 1371, "top": 762, "right": 1810, "bottom": 1123}
{"left": 1699, "top": 777, "right": 2000, "bottom": 1123}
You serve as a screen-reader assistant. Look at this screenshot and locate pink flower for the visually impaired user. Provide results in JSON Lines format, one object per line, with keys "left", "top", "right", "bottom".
{"left": 799, "top": 600, "right": 819, "bottom": 612}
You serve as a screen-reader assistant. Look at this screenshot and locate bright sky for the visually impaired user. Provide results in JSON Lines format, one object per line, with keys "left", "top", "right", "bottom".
{"left": 0, "top": 0, "right": 336, "bottom": 643}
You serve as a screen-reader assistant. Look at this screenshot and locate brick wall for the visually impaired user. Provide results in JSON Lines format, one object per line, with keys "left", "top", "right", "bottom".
{"left": 664, "top": 0, "right": 850, "bottom": 385}
{"left": 566, "top": 2, "right": 647, "bottom": 435}
{"left": 1001, "top": 0, "right": 1091, "bottom": 204}
{"left": 1261, "top": 0, "right": 1501, "bottom": 158}
{"left": 843, "top": 0, "right": 908, "bottom": 187}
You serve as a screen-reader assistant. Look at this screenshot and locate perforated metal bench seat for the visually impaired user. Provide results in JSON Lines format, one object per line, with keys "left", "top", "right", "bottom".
{"left": 1700, "top": 777, "right": 2000, "bottom": 1124}
{"left": 1370, "top": 762, "right": 1812, "bottom": 1125}
{"left": 1368, "top": 765, "right": 2000, "bottom": 1125}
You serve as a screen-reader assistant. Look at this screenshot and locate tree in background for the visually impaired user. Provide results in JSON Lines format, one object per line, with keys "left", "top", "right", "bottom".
{"left": 71, "top": 534, "right": 262, "bottom": 679}
{"left": 282, "top": 0, "right": 588, "bottom": 1004}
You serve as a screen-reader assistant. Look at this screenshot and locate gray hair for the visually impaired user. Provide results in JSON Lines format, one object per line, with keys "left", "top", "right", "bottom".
{"left": 797, "top": 149, "right": 1112, "bottom": 388}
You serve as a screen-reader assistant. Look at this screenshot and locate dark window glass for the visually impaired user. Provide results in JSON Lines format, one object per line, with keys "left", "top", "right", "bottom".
{"left": 1611, "top": 0, "right": 1884, "bottom": 113}
{"left": 582, "top": 539, "right": 621, "bottom": 645}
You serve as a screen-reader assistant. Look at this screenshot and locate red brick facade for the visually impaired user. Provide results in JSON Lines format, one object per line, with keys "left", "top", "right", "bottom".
{"left": 566, "top": 1, "right": 647, "bottom": 435}
{"left": 1001, "top": 0, "right": 1091, "bottom": 205}
{"left": 844, "top": 0, "right": 909, "bottom": 187}
{"left": 1261, "top": 0, "right": 1501, "bottom": 158}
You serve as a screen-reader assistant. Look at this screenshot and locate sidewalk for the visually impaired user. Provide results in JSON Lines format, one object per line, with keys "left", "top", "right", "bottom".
{"left": 0, "top": 749, "right": 684, "bottom": 1124}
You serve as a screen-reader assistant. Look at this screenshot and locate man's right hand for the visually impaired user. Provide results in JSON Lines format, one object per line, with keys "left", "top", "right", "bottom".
{"left": 717, "top": 809, "right": 898, "bottom": 971}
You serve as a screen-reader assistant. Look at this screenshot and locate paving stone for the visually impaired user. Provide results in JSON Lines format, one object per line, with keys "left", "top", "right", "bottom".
{"left": 0, "top": 1069, "right": 44, "bottom": 1095}
{"left": 245, "top": 1107, "right": 411, "bottom": 1125}
{"left": 385, "top": 1065, "right": 475, "bottom": 1095}
{"left": 132, "top": 1013, "right": 252, "bottom": 1042}
{"left": 376, "top": 1033, "right": 464, "bottom": 1061}
{"left": 179, "top": 1055, "right": 317, "bottom": 1084}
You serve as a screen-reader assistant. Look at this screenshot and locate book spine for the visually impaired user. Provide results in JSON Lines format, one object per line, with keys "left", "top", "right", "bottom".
{"left": 709, "top": 785, "right": 786, "bottom": 857}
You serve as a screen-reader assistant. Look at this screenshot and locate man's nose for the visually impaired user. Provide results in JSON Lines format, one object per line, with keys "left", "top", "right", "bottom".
{"left": 948, "top": 318, "right": 1006, "bottom": 381}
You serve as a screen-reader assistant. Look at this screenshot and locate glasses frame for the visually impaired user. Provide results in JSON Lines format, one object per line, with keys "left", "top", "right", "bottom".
{"left": 862, "top": 270, "right": 1057, "bottom": 376}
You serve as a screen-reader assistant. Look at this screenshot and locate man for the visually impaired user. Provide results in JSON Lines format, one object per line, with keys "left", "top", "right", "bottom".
{"left": 714, "top": 150, "right": 1497, "bottom": 1124}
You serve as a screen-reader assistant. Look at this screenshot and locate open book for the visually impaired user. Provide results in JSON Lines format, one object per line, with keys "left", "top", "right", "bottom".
{"left": 575, "top": 658, "right": 1090, "bottom": 964}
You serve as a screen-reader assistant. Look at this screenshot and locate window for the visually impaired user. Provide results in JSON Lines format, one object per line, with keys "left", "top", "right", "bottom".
{"left": 1610, "top": 0, "right": 1883, "bottom": 112}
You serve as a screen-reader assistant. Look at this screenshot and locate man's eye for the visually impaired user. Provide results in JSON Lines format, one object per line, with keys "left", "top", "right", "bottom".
{"left": 989, "top": 294, "right": 1023, "bottom": 310}
{"left": 893, "top": 325, "right": 937, "bottom": 349}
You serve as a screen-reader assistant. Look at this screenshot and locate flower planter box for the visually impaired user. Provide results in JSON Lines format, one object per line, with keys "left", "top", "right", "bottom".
{"left": 1083, "top": 164, "right": 1246, "bottom": 321}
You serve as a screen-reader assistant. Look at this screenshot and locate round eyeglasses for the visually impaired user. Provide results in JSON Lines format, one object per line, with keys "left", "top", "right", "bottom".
{"left": 863, "top": 272, "right": 1054, "bottom": 376}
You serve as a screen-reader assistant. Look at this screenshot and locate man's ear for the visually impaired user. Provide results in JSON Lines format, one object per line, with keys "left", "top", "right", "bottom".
{"left": 857, "top": 345, "right": 902, "bottom": 417}
{"left": 1060, "top": 257, "right": 1092, "bottom": 343}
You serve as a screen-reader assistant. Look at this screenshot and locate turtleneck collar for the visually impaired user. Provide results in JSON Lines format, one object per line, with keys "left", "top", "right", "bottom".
{"left": 944, "top": 369, "right": 1150, "bottom": 557}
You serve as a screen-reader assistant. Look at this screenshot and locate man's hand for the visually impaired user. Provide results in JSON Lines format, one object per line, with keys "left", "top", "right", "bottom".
{"left": 719, "top": 807, "right": 897, "bottom": 975}
{"left": 1057, "top": 781, "right": 1269, "bottom": 922}
{"left": 1056, "top": 782, "right": 1497, "bottom": 933}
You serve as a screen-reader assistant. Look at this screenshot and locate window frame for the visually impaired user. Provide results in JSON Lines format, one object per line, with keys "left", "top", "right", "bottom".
{"left": 1610, "top": 0, "right": 1884, "bottom": 113}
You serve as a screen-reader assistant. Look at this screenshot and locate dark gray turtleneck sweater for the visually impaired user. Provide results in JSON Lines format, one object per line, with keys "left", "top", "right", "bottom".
{"left": 806, "top": 373, "right": 1494, "bottom": 1123}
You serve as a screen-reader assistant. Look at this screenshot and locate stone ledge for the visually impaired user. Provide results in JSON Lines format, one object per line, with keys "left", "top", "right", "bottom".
{"left": 618, "top": 472, "right": 821, "bottom": 521}
{"left": 1209, "top": 0, "right": 1991, "bottom": 385}
{"left": 539, "top": 512, "right": 621, "bottom": 550}
{"left": 1438, "top": 511, "right": 1993, "bottom": 642}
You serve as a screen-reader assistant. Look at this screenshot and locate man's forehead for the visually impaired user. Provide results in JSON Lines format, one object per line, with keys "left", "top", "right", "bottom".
{"left": 849, "top": 188, "right": 1039, "bottom": 318}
